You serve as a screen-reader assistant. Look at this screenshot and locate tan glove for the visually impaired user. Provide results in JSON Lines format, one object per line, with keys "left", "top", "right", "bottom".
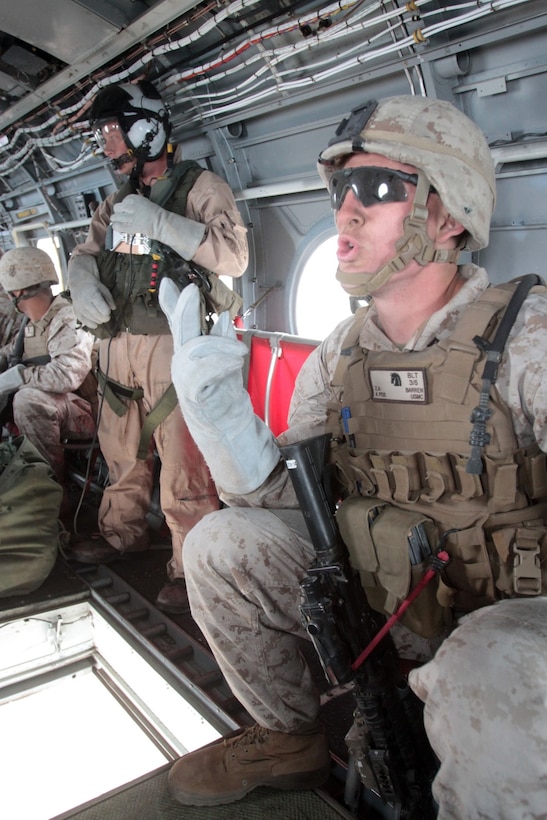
{"left": 111, "top": 195, "right": 206, "bottom": 261}
{"left": 68, "top": 254, "right": 115, "bottom": 329}
{"left": 159, "top": 280, "right": 280, "bottom": 495}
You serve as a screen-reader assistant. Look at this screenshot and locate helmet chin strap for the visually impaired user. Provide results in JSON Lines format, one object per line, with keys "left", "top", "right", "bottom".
{"left": 110, "top": 152, "right": 146, "bottom": 191}
{"left": 110, "top": 149, "right": 135, "bottom": 172}
{"left": 336, "top": 171, "right": 461, "bottom": 298}
{"left": 11, "top": 284, "right": 46, "bottom": 309}
{"left": 110, "top": 121, "right": 163, "bottom": 178}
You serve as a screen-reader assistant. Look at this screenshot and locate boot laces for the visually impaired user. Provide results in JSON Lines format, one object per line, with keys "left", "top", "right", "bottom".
{"left": 228, "top": 724, "right": 270, "bottom": 752}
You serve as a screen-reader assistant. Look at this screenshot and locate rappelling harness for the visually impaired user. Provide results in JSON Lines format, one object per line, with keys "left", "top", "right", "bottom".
{"left": 92, "top": 158, "right": 242, "bottom": 459}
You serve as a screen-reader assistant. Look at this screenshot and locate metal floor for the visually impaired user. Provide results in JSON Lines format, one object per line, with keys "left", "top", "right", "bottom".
{"left": 0, "top": 527, "right": 357, "bottom": 820}
{"left": 57, "top": 767, "right": 353, "bottom": 820}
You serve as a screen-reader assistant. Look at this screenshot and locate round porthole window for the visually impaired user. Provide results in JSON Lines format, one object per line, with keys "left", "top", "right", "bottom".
{"left": 293, "top": 233, "right": 352, "bottom": 339}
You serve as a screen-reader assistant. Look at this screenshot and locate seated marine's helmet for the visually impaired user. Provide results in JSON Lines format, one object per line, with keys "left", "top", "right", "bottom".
{"left": 0, "top": 247, "right": 58, "bottom": 293}
{"left": 317, "top": 96, "right": 496, "bottom": 296}
{"left": 90, "top": 81, "right": 171, "bottom": 165}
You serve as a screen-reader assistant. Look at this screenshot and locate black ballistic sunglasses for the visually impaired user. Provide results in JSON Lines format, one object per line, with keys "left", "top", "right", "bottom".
{"left": 329, "top": 166, "right": 420, "bottom": 211}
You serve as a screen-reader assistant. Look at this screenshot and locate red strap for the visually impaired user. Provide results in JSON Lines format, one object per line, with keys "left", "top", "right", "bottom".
{"left": 351, "top": 550, "right": 450, "bottom": 671}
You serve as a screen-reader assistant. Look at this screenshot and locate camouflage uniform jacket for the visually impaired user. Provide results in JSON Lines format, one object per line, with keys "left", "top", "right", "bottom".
{"left": 222, "top": 264, "right": 547, "bottom": 509}
{"left": 0, "top": 286, "right": 22, "bottom": 349}
{"left": 2, "top": 294, "right": 94, "bottom": 394}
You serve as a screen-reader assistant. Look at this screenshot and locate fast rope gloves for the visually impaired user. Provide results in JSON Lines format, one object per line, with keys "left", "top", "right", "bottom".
{"left": 112, "top": 195, "right": 206, "bottom": 261}
{"left": 68, "top": 254, "right": 116, "bottom": 329}
{"left": 159, "top": 279, "right": 280, "bottom": 495}
{"left": 0, "top": 364, "right": 24, "bottom": 414}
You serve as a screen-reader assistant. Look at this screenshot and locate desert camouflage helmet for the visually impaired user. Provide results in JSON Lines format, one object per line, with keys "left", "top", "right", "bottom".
{"left": 318, "top": 95, "right": 496, "bottom": 251}
{"left": 0, "top": 246, "right": 58, "bottom": 291}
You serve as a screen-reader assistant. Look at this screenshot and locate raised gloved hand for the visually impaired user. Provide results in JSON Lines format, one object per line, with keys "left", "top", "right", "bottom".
{"left": 68, "top": 254, "right": 116, "bottom": 329}
{"left": 159, "top": 279, "right": 280, "bottom": 495}
{"left": 112, "top": 195, "right": 206, "bottom": 261}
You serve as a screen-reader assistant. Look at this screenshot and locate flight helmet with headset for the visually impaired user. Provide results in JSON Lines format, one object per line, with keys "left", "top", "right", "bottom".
{"left": 90, "top": 81, "right": 171, "bottom": 174}
{"left": 317, "top": 95, "right": 496, "bottom": 297}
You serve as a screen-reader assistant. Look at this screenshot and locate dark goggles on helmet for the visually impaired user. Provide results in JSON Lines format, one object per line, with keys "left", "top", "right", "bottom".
{"left": 329, "top": 166, "right": 420, "bottom": 211}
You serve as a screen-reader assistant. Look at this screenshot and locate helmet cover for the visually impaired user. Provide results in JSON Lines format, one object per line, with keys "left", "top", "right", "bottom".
{"left": 0, "top": 247, "right": 58, "bottom": 291}
{"left": 318, "top": 95, "right": 496, "bottom": 250}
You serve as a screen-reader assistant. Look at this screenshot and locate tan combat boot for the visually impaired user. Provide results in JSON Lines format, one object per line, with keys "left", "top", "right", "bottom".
{"left": 168, "top": 723, "right": 331, "bottom": 806}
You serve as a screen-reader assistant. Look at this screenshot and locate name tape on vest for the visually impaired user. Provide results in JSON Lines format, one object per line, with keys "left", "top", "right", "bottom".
{"left": 369, "top": 368, "right": 428, "bottom": 403}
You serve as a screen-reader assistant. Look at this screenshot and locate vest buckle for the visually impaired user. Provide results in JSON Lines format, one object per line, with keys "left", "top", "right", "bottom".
{"left": 513, "top": 528, "right": 542, "bottom": 595}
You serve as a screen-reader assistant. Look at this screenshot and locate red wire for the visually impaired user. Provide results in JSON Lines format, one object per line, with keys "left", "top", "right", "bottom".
{"left": 351, "top": 550, "right": 450, "bottom": 671}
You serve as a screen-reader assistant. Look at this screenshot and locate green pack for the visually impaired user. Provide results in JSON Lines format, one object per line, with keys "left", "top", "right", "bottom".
{"left": 0, "top": 436, "right": 61, "bottom": 597}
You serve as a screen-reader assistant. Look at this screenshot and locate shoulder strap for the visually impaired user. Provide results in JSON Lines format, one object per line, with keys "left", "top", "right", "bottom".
{"left": 149, "top": 160, "right": 203, "bottom": 209}
{"left": 474, "top": 274, "right": 545, "bottom": 377}
{"left": 112, "top": 178, "right": 138, "bottom": 206}
{"left": 9, "top": 316, "right": 28, "bottom": 365}
{"left": 331, "top": 307, "right": 369, "bottom": 388}
{"left": 466, "top": 274, "right": 544, "bottom": 474}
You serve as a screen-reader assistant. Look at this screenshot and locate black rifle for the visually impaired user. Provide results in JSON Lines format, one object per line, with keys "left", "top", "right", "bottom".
{"left": 280, "top": 433, "right": 438, "bottom": 820}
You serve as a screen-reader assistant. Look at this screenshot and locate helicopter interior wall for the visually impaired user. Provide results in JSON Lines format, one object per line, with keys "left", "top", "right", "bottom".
{"left": 178, "top": 11, "right": 547, "bottom": 328}
{"left": 450, "top": 25, "right": 547, "bottom": 285}
{"left": 485, "top": 172, "right": 547, "bottom": 286}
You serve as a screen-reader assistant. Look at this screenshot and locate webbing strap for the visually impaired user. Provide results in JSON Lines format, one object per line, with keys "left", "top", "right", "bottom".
{"left": 97, "top": 369, "right": 144, "bottom": 417}
{"left": 466, "top": 274, "right": 544, "bottom": 474}
{"left": 97, "top": 368, "right": 178, "bottom": 458}
{"left": 136, "top": 383, "right": 178, "bottom": 460}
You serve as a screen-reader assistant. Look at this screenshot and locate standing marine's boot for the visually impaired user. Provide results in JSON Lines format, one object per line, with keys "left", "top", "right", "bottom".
{"left": 167, "top": 723, "right": 331, "bottom": 806}
{"left": 155, "top": 578, "right": 190, "bottom": 614}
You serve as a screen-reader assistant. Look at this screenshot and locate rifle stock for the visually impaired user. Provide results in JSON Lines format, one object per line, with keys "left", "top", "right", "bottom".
{"left": 280, "top": 433, "right": 437, "bottom": 819}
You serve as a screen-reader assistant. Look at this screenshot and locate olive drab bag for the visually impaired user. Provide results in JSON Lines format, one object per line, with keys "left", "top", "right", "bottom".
{"left": 0, "top": 435, "right": 61, "bottom": 596}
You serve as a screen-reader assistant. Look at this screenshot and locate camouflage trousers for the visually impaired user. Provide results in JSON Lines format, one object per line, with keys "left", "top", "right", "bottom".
{"left": 410, "top": 597, "right": 547, "bottom": 820}
{"left": 97, "top": 333, "right": 219, "bottom": 576}
{"left": 184, "top": 507, "right": 320, "bottom": 732}
{"left": 12, "top": 386, "right": 95, "bottom": 482}
{"left": 185, "top": 507, "right": 547, "bottom": 819}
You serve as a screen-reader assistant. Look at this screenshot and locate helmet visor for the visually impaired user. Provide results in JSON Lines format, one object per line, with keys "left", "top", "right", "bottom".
{"left": 329, "top": 166, "right": 419, "bottom": 210}
{"left": 93, "top": 119, "right": 126, "bottom": 151}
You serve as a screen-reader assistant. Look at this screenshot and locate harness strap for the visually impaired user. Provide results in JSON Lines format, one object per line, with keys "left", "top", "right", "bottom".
{"left": 97, "top": 368, "right": 179, "bottom": 459}
{"left": 466, "top": 274, "right": 544, "bottom": 474}
{"left": 136, "top": 383, "right": 178, "bottom": 460}
{"left": 97, "top": 369, "right": 144, "bottom": 416}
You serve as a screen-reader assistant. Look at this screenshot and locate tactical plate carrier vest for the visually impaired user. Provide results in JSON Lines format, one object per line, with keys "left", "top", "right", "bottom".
{"left": 12, "top": 295, "right": 98, "bottom": 419}
{"left": 20, "top": 296, "right": 65, "bottom": 363}
{"left": 327, "top": 278, "right": 547, "bottom": 637}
